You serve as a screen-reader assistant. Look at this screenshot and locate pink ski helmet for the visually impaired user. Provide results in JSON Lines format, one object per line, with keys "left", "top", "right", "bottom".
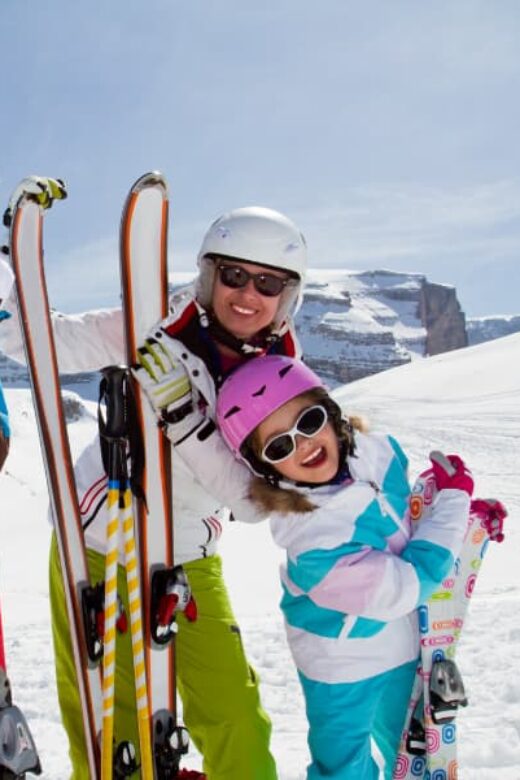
{"left": 216, "top": 355, "right": 325, "bottom": 457}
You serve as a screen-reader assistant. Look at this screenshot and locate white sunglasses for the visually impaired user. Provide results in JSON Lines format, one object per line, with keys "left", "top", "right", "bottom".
{"left": 261, "top": 405, "right": 328, "bottom": 464}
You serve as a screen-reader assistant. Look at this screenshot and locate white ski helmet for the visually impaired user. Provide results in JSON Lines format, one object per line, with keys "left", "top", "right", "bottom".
{"left": 195, "top": 206, "right": 307, "bottom": 329}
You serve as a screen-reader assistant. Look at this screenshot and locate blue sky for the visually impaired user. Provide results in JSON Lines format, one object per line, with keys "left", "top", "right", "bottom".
{"left": 2, "top": 1, "right": 520, "bottom": 316}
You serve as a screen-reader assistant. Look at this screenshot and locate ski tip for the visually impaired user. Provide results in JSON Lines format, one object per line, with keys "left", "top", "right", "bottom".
{"left": 429, "top": 450, "right": 456, "bottom": 477}
{"left": 131, "top": 171, "right": 168, "bottom": 195}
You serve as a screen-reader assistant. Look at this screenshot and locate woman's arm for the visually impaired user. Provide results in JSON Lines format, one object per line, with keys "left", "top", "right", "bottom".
{"left": 0, "top": 296, "right": 125, "bottom": 372}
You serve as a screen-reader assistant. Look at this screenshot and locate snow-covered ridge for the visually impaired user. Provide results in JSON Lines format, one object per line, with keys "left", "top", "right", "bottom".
{"left": 466, "top": 313, "right": 520, "bottom": 346}
{"left": 297, "top": 268, "right": 467, "bottom": 385}
{"left": 1, "top": 268, "right": 518, "bottom": 394}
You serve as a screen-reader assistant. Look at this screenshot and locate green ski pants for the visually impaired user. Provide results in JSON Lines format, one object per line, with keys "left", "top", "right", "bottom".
{"left": 49, "top": 535, "right": 278, "bottom": 779}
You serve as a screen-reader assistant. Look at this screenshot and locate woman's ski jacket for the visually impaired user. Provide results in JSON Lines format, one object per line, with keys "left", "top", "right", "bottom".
{"left": 0, "top": 286, "right": 300, "bottom": 563}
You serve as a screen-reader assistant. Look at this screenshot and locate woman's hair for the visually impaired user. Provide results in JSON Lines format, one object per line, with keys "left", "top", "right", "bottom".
{"left": 242, "top": 387, "right": 367, "bottom": 515}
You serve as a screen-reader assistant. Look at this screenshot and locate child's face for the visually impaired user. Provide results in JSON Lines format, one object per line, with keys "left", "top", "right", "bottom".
{"left": 257, "top": 396, "right": 340, "bottom": 484}
{"left": 211, "top": 259, "right": 288, "bottom": 340}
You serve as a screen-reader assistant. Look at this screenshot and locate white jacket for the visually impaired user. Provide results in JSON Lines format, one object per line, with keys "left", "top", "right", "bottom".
{"left": 0, "top": 285, "right": 300, "bottom": 563}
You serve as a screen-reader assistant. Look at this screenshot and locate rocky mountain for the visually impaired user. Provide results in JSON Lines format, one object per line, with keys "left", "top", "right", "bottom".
{"left": 466, "top": 314, "right": 520, "bottom": 346}
{"left": 296, "top": 269, "right": 467, "bottom": 386}
{"left": 0, "top": 269, "right": 511, "bottom": 395}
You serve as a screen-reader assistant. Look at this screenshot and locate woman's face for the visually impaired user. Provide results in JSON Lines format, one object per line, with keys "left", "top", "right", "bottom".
{"left": 256, "top": 395, "right": 340, "bottom": 484}
{"left": 211, "top": 259, "right": 289, "bottom": 341}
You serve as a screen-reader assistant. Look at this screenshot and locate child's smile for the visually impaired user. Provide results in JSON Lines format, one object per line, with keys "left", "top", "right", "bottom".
{"left": 300, "top": 445, "right": 328, "bottom": 468}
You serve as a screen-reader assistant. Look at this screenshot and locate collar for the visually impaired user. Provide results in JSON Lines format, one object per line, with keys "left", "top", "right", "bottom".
{"left": 202, "top": 307, "right": 280, "bottom": 357}
{"left": 275, "top": 443, "right": 352, "bottom": 494}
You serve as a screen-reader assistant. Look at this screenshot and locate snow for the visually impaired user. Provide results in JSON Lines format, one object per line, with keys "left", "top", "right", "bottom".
{"left": 1, "top": 333, "right": 519, "bottom": 778}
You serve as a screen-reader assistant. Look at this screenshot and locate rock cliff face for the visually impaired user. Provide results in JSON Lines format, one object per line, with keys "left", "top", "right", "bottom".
{"left": 296, "top": 269, "right": 467, "bottom": 386}
{"left": 419, "top": 281, "right": 468, "bottom": 355}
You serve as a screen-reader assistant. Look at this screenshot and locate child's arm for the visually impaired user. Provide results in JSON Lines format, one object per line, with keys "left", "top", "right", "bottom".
{"left": 399, "top": 453, "right": 472, "bottom": 604}
{"left": 290, "top": 454, "right": 472, "bottom": 622}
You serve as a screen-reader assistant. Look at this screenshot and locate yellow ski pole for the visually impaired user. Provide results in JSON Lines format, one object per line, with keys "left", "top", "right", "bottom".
{"left": 101, "top": 479, "right": 120, "bottom": 779}
{"left": 99, "top": 367, "right": 154, "bottom": 779}
{"left": 121, "top": 483, "right": 154, "bottom": 777}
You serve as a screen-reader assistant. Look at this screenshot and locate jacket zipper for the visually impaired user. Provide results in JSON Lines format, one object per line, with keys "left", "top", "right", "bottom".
{"left": 367, "top": 480, "right": 410, "bottom": 541}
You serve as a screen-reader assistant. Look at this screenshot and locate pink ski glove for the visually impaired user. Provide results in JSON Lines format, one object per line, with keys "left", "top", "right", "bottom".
{"left": 429, "top": 451, "right": 474, "bottom": 496}
{"left": 471, "top": 498, "right": 507, "bottom": 543}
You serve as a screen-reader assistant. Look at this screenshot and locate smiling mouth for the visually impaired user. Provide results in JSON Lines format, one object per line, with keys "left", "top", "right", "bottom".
{"left": 231, "top": 303, "right": 257, "bottom": 316}
{"left": 301, "top": 446, "right": 327, "bottom": 467}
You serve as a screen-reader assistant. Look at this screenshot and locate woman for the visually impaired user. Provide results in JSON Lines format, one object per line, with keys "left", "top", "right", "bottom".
{"left": 1, "top": 181, "right": 307, "bottom": 779}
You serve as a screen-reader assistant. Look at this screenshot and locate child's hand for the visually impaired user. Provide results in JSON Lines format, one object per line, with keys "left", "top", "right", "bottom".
{"left": 429, "top": 451, "right": 474, "bottom": 496}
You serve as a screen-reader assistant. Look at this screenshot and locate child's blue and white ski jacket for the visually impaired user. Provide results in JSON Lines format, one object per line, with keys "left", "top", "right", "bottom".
{"left": 269, "top": 431, "right": 470, "bottom": 684}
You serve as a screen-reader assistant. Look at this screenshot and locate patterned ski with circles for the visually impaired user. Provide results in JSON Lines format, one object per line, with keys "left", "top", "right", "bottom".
{"left": 394, "top": 469, "right": 498, "bottom": 780}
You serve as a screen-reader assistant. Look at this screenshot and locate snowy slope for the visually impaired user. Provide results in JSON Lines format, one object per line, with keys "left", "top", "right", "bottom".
{"left": 1, "top": 333, "right": 519, "bottom": 778}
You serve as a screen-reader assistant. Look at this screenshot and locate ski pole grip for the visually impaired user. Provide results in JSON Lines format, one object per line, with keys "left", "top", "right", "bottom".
{"left": 100, "top": 365, "right": 130, "bottom": 439}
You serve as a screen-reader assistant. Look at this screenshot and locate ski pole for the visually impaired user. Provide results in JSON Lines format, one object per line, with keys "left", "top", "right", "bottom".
{"left": 101, "top": 458, "right": 121, "bottom": 779}
{"left": 99, "top": 366, "right": 154, "bottom": 779}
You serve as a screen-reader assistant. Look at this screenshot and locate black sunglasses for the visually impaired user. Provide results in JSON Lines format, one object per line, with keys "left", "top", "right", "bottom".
{"left": 217, "top": 263, "right": 291, "bottom": 297}
{"left": 261, "top": 405, "right": 329, "bottom": 464}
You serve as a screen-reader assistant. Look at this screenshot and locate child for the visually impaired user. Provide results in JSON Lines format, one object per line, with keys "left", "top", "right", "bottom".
{"left": 213, "top": 354, "right": 474, "bottom": 780}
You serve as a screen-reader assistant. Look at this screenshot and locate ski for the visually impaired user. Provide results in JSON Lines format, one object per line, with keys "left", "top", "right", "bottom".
{"left": 8, "top": 174, "right": 203, "bottom": 778}
{"left": 0, "top": 596, "right": 41, "bottom": 777}
{"left": 393, "top": 458, "right": 506, "bottom": 780}
{"left": 119, "top": 172, "right": 195, "bottom": 777}
{"left": 8, "top": 193, "right": 103, "bottom": 776}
